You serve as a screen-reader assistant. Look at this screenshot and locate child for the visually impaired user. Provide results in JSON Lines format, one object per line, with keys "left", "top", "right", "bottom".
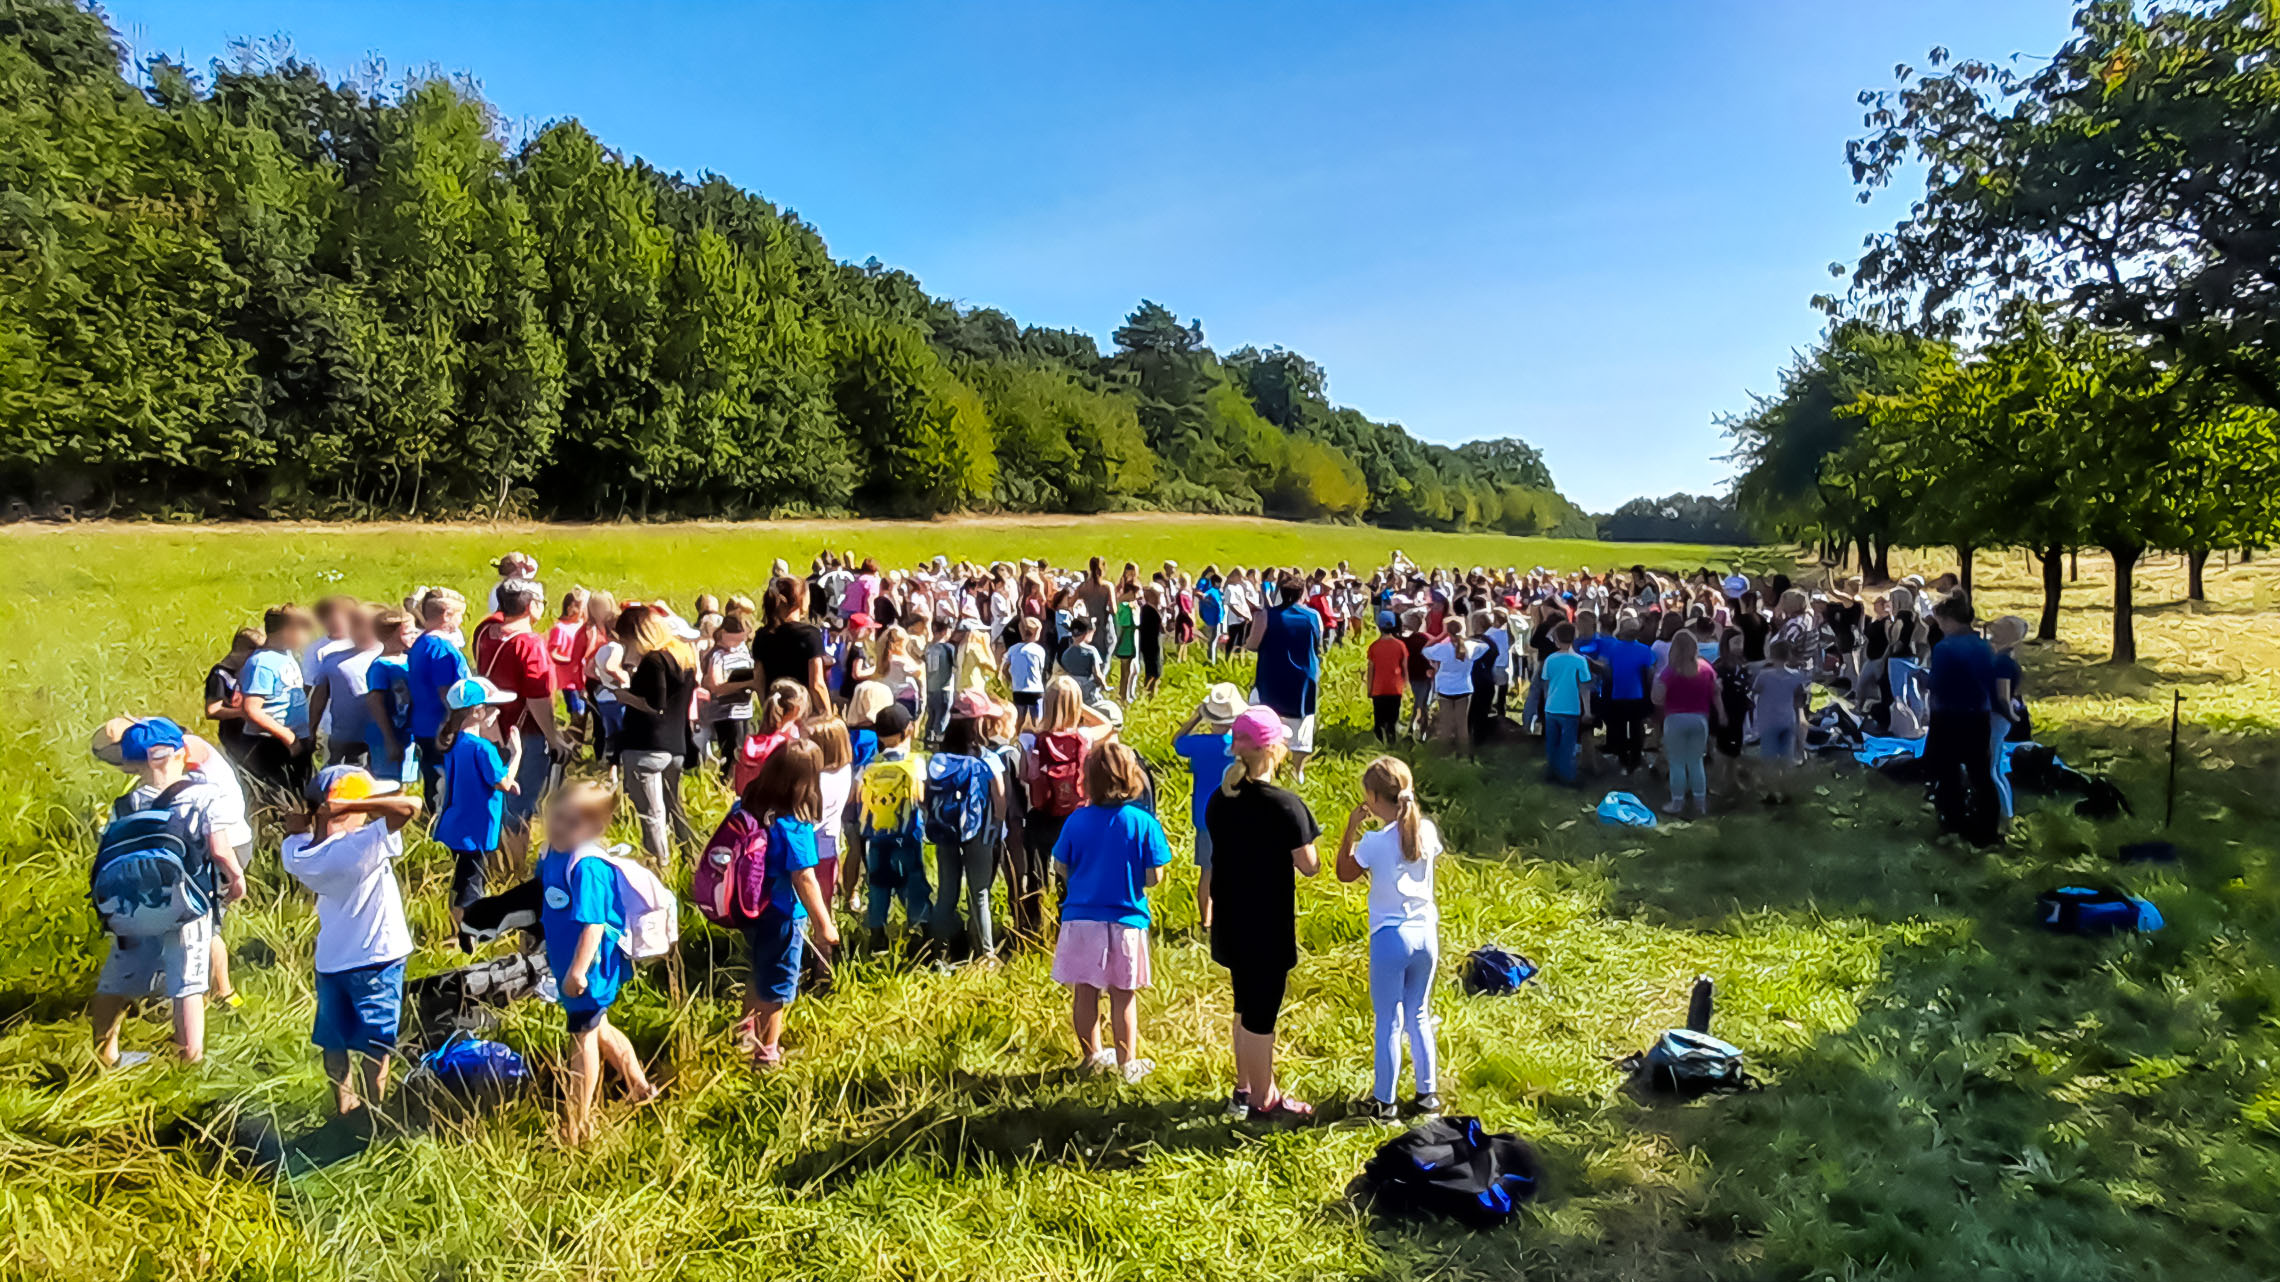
{"left": 1051, "top": 742, "right": 1171, "bottom": 1082}
{"left": 1001, "top": 616, "right": 1048, "bottom": 728}
{"left": 704, "top": 612, "right": 760, "bottom": 781}
{"left": 433, "top": 676, "right": 519, "bottom": 943}
{"left": 1171, "top": 683, "right": 1244, "bottom": 932}
{"left": 362, "top": 607, "right": 418, "bottom": 784}
{"left": 1652, "top": 630, "right": 1721, "bottom": 816}
{"left": 735, "top": 740, "right": 842, "bottom": 1066}
{"left": 87, "top": 718, "right": 249, "bottom": 1067}
{"left": 731, "top": 680, "right": 808, "bottom": 795}
{"left": 1538, "top": 622, "right": 1592, "bottom": 785}
{"left": 1137, "top": 583, "right": 1166, "bottom": 700}
{"left": 1112, "top": 584, "right": 1141, "bottom": 703}
{"left": 921, "top": 617, "right": 956, "bottom": 746}
{"left": 1364, "top": 613, "right": 1408, "bottom": 744}
{"left": 539, "top": 780, "right": 658, "bottom": 1144}
{"left": 855, "top": 705, "right": 930, "bottom": 948}
{"left": 281, "top": 764, "right": 421, "bottom": 1113}
{"left": 805, "top": 715, "right": 855, "bottom": 903}
{"left": 1055, "top": 616, "right": 1108, "bottom": 706}
{"left": 928, "top": 692, "right": 1009, "bottom": 959}
{"left": 547, "top": 588, "right": 594, "bottom": 730}
{"left": 1752, "top": 638, "right": 1811, "bottom": 777}
{"left": 1712, "top": 627, "right": 1753, "bottom": 794}
{"left": 1335, "top": 756, "right": 1442, "bottom": 1123}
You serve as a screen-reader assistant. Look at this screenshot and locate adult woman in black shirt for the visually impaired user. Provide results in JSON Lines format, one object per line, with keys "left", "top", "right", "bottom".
{"left": 614, "top": 606, "right": 699, "bottom": 867}
{"left": 1202, "top": 709, "right": 1322, "bottom": 1122}
{"left": 755, "top": 577, "right": 831, "bottom": 712}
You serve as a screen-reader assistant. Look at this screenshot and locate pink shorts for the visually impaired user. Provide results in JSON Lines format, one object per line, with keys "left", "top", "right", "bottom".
{"left": 1051, "top": 920, "right": 1152, "bottom": 991}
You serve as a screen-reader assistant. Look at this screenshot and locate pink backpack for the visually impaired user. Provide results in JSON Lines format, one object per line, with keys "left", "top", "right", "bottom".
{"left": 692, "top": 808, "right": 770, "bottom": 927}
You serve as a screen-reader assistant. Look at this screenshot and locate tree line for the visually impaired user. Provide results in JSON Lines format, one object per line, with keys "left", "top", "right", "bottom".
{"left": 0, "top": 0, "right": 1594, "bottom": 535}
{"left": 1725, "top": 0, "right": 2280, "bottom": 663}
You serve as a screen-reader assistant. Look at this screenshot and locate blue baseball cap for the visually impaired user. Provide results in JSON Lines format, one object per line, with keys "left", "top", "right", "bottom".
{"left": 1377, "top": 610, "right": 1397, "bottom": 630}
{"left": 118, "top": 717, "right": 186, "bottom": 763}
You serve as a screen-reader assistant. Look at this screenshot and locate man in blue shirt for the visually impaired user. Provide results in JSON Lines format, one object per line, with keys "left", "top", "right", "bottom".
{"left": 1924, "top": 593, "right": 2000, "bottom": 846}
{"left": 1246, "top": 577, "right": 1324, "bottom": 782}
{"left": 405, "top": 588, "right": 470, "bottom": 806}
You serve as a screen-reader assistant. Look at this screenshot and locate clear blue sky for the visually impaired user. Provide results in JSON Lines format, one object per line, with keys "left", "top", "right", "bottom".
{"left": 115, "top": 0, "right": 2076, "bottom": 511}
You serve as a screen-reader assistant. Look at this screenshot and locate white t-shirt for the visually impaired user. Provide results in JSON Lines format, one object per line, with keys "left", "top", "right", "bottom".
{"left": 1355, "top": 818, "right": 1441, "bottom": 932}
{"left": 132, "top": 736, "right": 252, "bottom": 850}
{"left": 323, "top": 645, "right": 381, "bottom": 744}
{"left": 589, "top": 640, "right": 627, "bottom": 703}
{"left": 1421, "top": 640, "right": 1477, "bottom": 698}
{"left": 303, "top": 636, "right": 356, "bottom": 736}
{"left": 706, "top": 643, "right": 755, "bottom": 720}
{"left": 1005, "top": 641, "right": 1046, "bottom": 694}
{"left": 281, "top": 822, "right": 412, "bottom": 974}
{"left": 818, "top": 764, "right": 852, "bottom": 854}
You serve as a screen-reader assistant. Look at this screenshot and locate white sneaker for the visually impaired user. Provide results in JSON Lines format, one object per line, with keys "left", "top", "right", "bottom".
{"left": 1120, "top": 1058, "right": 1154, "bottom": 1084}
{"left": 1083, "top": 1048, "right": 1118, "bottom": 1074}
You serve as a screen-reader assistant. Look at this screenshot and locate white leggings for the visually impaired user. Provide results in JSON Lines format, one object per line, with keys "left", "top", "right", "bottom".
{"left": 1369, "top": 924, "right": 1439, "bottom": 1103}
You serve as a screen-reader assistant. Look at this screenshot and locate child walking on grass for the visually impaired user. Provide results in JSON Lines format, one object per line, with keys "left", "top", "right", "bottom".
{"left": 539, "top": 781, "right": 657, "bottom": 1145}
{"left": 1051, "top": 742, "right": 1171, "bottom": 1082}
{"left": 1334, "top": 756, "right": 1442, "bottom": 1122}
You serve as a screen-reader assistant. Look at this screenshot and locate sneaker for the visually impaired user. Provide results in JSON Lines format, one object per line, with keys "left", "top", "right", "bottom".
{"left": 1412, "top": 1092, "right": 1444, "bottom": 1117}
{"left": 1083, "top": 1048, "right": 1118, "bottom": 1074}
{"left": 1354, "top": 1096, "right": 1398, "bottom": 1125}
{"left": 1224, "top": 1089, "right": 1251, "bottom": 1120}
{"left": 1119, "top": 1058, "right": 1154, "bottom": 1084}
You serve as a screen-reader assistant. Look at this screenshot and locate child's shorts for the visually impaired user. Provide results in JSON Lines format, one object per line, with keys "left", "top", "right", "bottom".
{"left": 96, "top": 917, "right": 212, "bottom": 1000}
{"left": 1192, "top": 824, "right": 1214, "bottom": 870}
{"left": 745, "top": 910, "right": 807, "bottom": 1005}
{"left": 312, "top": 958, "right": 406, "bottom": 1055}
{"left": 1760, "top": 722, "right": 1799, "bottom": 760}
{"left": 1051, "top": 919, "right": 1152, "bottom": 991}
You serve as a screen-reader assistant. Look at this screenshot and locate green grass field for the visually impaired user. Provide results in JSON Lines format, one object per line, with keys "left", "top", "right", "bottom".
{"left": 2, "top": 521, "right": 2275, "bottom": 1282}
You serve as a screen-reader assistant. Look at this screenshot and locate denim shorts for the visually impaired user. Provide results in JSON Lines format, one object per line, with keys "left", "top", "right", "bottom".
{"left": 745, "top": 910, "right": 806, "bottom": 1005}
{"left": 502, "top": 729, "right": 551, "bottom": 828}
{"left": 312, "top": 958, "right": 406, "bottom": 1055}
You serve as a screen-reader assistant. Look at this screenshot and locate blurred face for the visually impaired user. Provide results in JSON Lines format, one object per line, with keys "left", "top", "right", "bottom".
{"left": 547, "top": 798, "right": 609, "bottom": 850}
{"left": 437, "top": 603, "right": 465, "bottom": 633}
{"left": 348, "top": 609, "right": 377, "bottom": 648}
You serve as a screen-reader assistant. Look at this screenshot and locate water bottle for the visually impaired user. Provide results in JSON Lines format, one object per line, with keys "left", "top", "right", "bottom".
{"left": 1686, "top": 975, "right": 1714, "bottom": 1033}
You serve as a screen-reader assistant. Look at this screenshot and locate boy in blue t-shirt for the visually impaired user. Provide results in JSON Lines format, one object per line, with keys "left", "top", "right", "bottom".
{"left": 1050, "top": 743, "right": 1172, "bottom": 1082}
{"left": 1169, "top": 682, "right": 1244, "bottom": 932}
{"left": 406, "top": 588, "right": 470, "bottom": 805}
{"left": 362, "top": 607, "right": 418, "bottom": 783}
{"left": 537, "top": 781, "right": 655, "bottom": 1145}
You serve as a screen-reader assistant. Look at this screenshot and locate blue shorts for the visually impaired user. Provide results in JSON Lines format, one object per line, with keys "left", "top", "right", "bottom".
{"left": 312, "top": 959, "right": 405, "bottom": 1055}
{"left": 502, "top": 729, "right": 552, "bottom": 828}
{"left": 1193, "top": 823, "right": 1214, "bottom": 870}
{"left": 564, "top": 1004, "right": 607, "bottom": 1034}
{"left": 745, "top": 910, "right": 806, "bottom": 1006}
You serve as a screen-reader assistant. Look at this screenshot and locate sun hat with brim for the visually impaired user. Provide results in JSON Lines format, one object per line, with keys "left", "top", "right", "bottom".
{"left": 306, "top": 763, "right": 397, "bottom": 804}
{"left": 90, "top": 716, "right": 136, "bottom": 767}
{"left": 445, "top": 676, "right": 516, "bottom": 710}
{"left": 845, "top": 612, "right": 875, "bottom": 632}
{"left": 118, "top": 717, "right": 186, "bottom": 764}
{"left": 1231, "top": 706, "right": 1289, "bottom": 751}
{"left": 952, "top": 689, "right": 1002, "bottom": 720}
{"left": 1201, "top": 683, "right": 1246, "bottom": 724}
{"left": 660, "top": 611, "right": 703, "bottom": 641}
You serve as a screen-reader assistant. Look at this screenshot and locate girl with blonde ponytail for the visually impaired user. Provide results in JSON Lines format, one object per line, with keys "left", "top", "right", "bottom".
{"left": 1335, "top": 755, "right": 1444, "bottom": 1123}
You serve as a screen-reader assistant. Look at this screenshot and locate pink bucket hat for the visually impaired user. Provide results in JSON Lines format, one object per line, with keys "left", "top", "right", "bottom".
{"left": 1230, "top": 706, "right": 1288, "bottom": 751}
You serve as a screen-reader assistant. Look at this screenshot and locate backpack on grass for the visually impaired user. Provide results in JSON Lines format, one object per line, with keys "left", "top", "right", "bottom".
{"left": 1620, "top": 1029, "right": 1755, "bottom": 1098}
{"left": 2036, "top": 885, "right": 2162, "bottom": 935}
{"left": 693, "top": 807, "right": 771, "bottom": 927}
{"left": 90, "top": 781, "right": 208, "bottom": 937}
{"left": 1355, "top": 1116, "right": 1542, "bottom": 1228}
{"left": 1459, "top": 945, "right": 1538, "bottom": 996}
{"left": 1596, "top": 791, "right": 1657, "bottom": 828}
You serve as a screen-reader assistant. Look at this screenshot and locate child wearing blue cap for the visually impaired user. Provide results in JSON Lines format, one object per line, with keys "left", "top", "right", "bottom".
{"left": 87, "top": 717, "right": 247, "bottom": 1067}
{"left": 432, "top": 676, "right": 520, "bottom": 944}
{"left": 282, "top": 764, "right": 421, "bottom": 1114}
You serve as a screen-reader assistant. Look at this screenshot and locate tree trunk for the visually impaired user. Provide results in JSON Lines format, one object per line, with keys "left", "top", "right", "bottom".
{"left": 1856, "top": 535, "right": 1874, "bottom": 580}
{"left": 1957, "top": 545, "right": 1974, "bottom": 595}
{"left": 2107, "top": 544, "right": 2142, "bottom": 665}
{"left": 2187, "top": 548, "right": 2209, "bottom": 601}
{"left": 1869, "top": 538, "right": 1890, "bottom": 583}
{"left": 2069, "top": 548, "right": 2078, "bottom": 581}
{"left": 2037, "top": 544, "right": 2063, "bottom": 642}
{"left": 2244, "top": 547, "right": 2256, "bottom": 564}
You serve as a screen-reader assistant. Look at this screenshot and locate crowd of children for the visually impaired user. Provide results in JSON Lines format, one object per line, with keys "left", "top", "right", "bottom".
{"left": 87, "top": 546, "right": 2018, "bottom": 1140}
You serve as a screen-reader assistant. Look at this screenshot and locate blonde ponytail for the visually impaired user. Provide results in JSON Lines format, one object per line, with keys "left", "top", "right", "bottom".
{"left": 1362, "top": 755, "right": 1425, "bottom": 862}
{"left": 1220, "top": 741, "right": 1287, "bottom": 797}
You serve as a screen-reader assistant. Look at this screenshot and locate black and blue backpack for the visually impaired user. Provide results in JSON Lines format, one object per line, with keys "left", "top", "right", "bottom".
{"left": 1356, "top": 1116, "right": 1542, "bottom": 1228}
{"left": 2036, "top": 885, "right": 2163, "bottom": 935}
{"left": 89, "top": 781, "right": 210, "bottom": 938}
{"left": 1459, "top": 946, "right": 1538, "bottom": 996}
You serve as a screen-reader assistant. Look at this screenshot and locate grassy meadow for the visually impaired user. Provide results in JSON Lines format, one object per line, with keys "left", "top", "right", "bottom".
{"left": 1, "top": 520, "right": 2275, "bottom": 1282}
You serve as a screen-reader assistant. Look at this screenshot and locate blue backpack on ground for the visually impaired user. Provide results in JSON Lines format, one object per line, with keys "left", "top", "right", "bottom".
{"left": 2037, "top": 886, "right": 2163, "bottom": 934}
{"left": 90, "top": 781, "right": 210, "bottom": 937}
{"left": 924, "top": 753, "right": 993, "bottom": 845}
{"left": 419, "top": 1033, "right": 530, "bottom": 1097}
{"left": 1459, "top": 946, "right": 1538, "bottom": 996}
{"left": 1356, "top": 1115, "right": 1542, "bottom": 1228}
{"left": 1596, "top": 791, "right": 1657, "bottom": 827}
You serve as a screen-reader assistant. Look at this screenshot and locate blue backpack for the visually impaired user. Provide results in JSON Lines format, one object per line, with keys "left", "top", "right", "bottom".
{"left": 1596, "top": 791, "right": 1657, "bottom": 827}
{"left": 924, "top": 753, "right": 993, "bottom": 845}
{"left": 2037, "top": 886, "right": 2163, "bottom": 934}
{"left": 90, "top": 781, "right": 210, "bottom": 938}
{"left": 420, "top": 1033, "right": 530, "bottom": 1098}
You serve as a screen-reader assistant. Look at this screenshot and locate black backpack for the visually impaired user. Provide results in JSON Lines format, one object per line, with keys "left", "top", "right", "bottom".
{"left": 1356, "top": 1116, "right": 1542, "bottom": 1228}
{"left": 1459, "top": 945, "right": 1537, "bottom": 996}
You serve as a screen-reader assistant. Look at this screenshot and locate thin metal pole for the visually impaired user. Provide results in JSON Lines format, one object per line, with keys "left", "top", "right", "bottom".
{"left": 2164, "top": 691, "right": 2183, "bottom": 828}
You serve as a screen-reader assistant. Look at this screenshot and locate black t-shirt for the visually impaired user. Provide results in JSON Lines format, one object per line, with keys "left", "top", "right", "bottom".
{"left": 754, "top": 622, "right": 827, "bottom": 694}
{"left": 1735, "top": 612, "right": 1769, "bottom": 663}
{"left": 620, "top": 651, "right": 696, "bottom": 756}
{"left": 204, "top": 663, "right": 248, "bottom": 753}
{"left": 1203, "top": 779, "right": 1321, "bottom": 973}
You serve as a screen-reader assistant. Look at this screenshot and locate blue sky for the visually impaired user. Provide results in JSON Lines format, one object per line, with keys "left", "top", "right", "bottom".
{"left": 115, "top": 0, "right": 2077, "bottom": 510}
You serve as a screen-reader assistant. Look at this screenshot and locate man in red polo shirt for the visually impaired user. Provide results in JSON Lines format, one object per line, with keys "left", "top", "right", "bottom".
{"left": 475, "top": 580, "right": 570, "bottom": 864}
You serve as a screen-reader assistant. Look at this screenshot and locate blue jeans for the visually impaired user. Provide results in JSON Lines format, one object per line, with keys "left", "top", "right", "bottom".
{"left": 1990, "top": 716, "right": 2014, "bottom": 820}
{"left": 1521, "top": 673, "right": 1546, "bottom": 732}
{"left": 1545, "top": 713, "right": 1581, "bottom": 784}
{"left": 1370, "top": 925, "right": 1438, "bottom": 1102}
{"left": 864, "top": 831, "right": 931, "bottom": 932}
{"left": 932, "top": 833, "right": 998, "bottom": 956}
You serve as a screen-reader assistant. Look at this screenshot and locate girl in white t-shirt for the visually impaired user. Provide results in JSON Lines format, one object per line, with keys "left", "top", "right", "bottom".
{"left": 1335, "top": 755, "right": 1442, "bottom": 1122}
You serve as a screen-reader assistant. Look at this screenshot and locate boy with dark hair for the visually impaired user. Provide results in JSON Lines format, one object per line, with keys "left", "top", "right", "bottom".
{"left": 1924, "top": 593, "right": 2001, "bottom": 844}
{"left": 240, "top": 605, "right": 315, "bottom": 805}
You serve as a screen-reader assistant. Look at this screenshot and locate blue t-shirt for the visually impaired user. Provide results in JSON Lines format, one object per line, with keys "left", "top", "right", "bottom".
{"left": 764, "top": 816, "right": 821, "bottom": 918}
{"left": 364, "top": 655, "right": 413, "bottom": 751}
{"left": 1197, "top": 586, "right": 1223, "bottom": 629}
{"left": 1541, "top": 650, "right": 1592, "bottom": 717}
{"left": 850, "top": 727, "right": 879, "bottom": 775}
{"left": 240, "top": 649, "right": 309, "bottom": 737}
{"left": 1052, "top": 803, "right": 1173, "bottom": 928}
{"left": 1574, "top": 634, "right": 1613, "bottom": 696}
{"left": 1253, "top": 604, "right": 1323, "bottom": 718}
{"left": 406, "top": 632, "right": 468, "bottom": 740}
{"left": 1928, "top": 632, "right": 1997, "bottom": 713}
{"left": 1605, "top": 638, "right": 1658, "bottom": 702}
{"left": 433, "top": 733, "right": 508, "bottom": 852}
{"left": 1171, "top": 731, "right": 1235, "bottom": 830}
{"left": 538, "top": 845, "right": 628, "bottom": 1014}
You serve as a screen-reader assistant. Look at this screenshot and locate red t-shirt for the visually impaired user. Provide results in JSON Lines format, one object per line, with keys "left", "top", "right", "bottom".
{"left": 1366, "top": 636, "right": 1410, "bottom": 698}
{"left": 1657, "top": 662, "right": 1718, "bottom": 719}
{"left": 476, "top": 624, "right": 555, "bottom": 734}
{"left": 546, "top": 621, "right": 593, "bottom": 690}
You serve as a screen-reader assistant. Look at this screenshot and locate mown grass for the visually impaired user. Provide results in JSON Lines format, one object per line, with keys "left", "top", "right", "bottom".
{"left": 1, "top": 524, "right": 2274, "bottom": 1282}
